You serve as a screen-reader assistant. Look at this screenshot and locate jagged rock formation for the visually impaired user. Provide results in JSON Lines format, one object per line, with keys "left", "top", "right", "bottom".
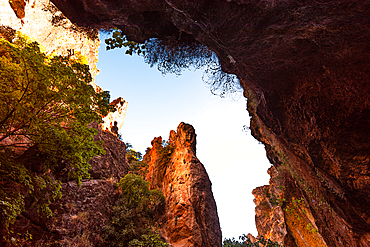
{"left": 49, "top": 1, "right": 370, "bottom": 246}
{"left": 144, "top": 122, "right": 222, "bottom": 247}
{"left": 0, "top": 4, "right": 128, "bottom": 244}
{"left": 252, "top": 166, "right": 287, "bottom": 244}
{"left": 88, "top": 122, "right": 128, "bottom": 179}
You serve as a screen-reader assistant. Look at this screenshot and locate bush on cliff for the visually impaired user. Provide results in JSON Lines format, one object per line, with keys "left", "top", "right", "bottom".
{"left": 125, "top": 142, "right": 149, "bottom": 177}
{"left": 0, "top": 33, "right": 112, "bottom": 233}
{"left": 102, "top": 174, "right": 167, "bottom": 246}
{"left": 105, "top": 30, "right": 241, "bottom": 98}
{"left": 223, "top": 235, "right": 283, "bottom": 247}
{"left": 125, "top": 142, "right": 143, "bottom": 162}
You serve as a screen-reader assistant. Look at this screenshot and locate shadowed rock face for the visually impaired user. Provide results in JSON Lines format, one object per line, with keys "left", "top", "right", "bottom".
{"left": 0, "top": 124, "right": 129, "bottom": 246}
{"left": 144, "top": 122, "right": 222, "bottom": 247}
{"left": 49, "top": 1, "right": 370, "bottom": 246}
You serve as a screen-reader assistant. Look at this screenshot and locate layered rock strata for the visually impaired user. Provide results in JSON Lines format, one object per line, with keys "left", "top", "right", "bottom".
{"left": 144, "top": 122, "right": 222, "bottom": 247}
{"left": 49, "top": 1, "right": 370, "bottom": 246}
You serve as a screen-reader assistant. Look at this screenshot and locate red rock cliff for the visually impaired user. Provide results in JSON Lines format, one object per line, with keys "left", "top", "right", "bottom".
{"left": 24, "top": 0, "right": 370, "bottom": 245}
{"left": 144, "top": 122, "right": 222, "bottom": 247}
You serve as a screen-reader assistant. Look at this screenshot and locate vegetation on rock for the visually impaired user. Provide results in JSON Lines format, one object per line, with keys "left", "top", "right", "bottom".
{"left": 33, "top": 0, "right": 370, "bottom": 245}
{"left": 155, "top": 139, "right": 174, "bottom": 165}
{"left": 105, "top": 30, "right": 241, "bottom": 97}
{"left": 223, "top": 235, "right": 283, "bottom": 247}
{"left": 0, "top": 33, "right": 111, "bottom": 235}
{"left": 125, "top": 142, "right": 149, "bottom": 178}
{"left": 102, "top": 173, "right": 167, "bottom": 247}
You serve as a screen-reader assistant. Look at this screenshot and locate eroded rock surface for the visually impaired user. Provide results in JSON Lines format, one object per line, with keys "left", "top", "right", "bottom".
{"left": 49, "top": 1, "right": 370, "bottom": 246}
{"left": 2, "top": 0, "right": 370, "bottom": 245}
{"left": 0, "top": 125, "right": 129, "bottom": 246}
{"left": 144, "top": 122, "right": 222, "bottom": 247}
{"left": 252, "top": 167, "right": 287, "bottom": 245}
{"left": 88, "top": 122, "right": 128, "bottom": 180}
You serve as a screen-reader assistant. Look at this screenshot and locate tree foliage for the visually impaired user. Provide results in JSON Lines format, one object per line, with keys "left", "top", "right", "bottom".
{"left": 126, "top": 142, "right": 143, "bottom": 163}
{"left": 102, "top": 174, "right": 167, "bottom": 247}
{"left": 0, "top": 33, "right": 112, "bottom": 229}
{"left": 127, "top": 228, "right": 169, "bottom": 247}
{"left": 105, "top": 30, "right": 146, "bottom": 56}
{"left": 223, "top": 235, "right": 284, "bottom": 247}
{"left": 105, "top": 30, "right": 241, "bottom": 98}
{"left": 125, "top": 142, "right": 149, "bottom": 177}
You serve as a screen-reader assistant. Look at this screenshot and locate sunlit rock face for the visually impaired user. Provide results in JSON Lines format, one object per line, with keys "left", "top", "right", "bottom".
{"left": 0, "top": 1, "right": 128, "bottom": 135}
{"left": 144, "top": 122, "right": 222, "bottom": 247}
{"left": 50, "top": 0, "right": 370, "bottom": 246}
{"left": 101, "top": 97, "right": 128, "bottom": 132}
{"left": 0, "top": 0, "right": 99, "bottom": 79}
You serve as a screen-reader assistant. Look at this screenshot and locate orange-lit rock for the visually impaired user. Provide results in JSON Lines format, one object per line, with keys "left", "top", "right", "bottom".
{"left": 144, "top": 122, "right": 222, "bottom": 247}
{"left": 101, "top": 97, "right": 128, "bottom": 133}
{"left": 0, "top": 0, "right": 99, "bottom": 80}
{"left": 44, "top": 1, "right": 366, "bottom": 245}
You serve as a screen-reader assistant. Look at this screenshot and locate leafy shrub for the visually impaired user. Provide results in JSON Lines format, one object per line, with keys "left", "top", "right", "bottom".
{"left": 127, "top": 228, "right": 168, "bottom": 247}
{"left": 125, "top": 142, "right": 149, "bottom": 177}
{"left": 102, "top": 174, "right": 167, "bottom": 247}
{"left": 0, "top": 33, "right": 112, "bottom": 231}
{"left": 125, "top": 142, "right": 143, "bottom": 162}
{"left": 223, "top": 235, "right": 283, "bottom": 247}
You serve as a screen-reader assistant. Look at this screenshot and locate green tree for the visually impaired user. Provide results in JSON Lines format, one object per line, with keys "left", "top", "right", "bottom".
{"left": 128, "top": 228, "right": 169, "bottom": 247}
{"left": 0, "top": 33, "right": 112, "bottom": 230}
{"left": 102, "top": 174, "right": 166, "bottom": 246}
{"left": 223, "top": 235, "right": 283, "bottom": 247}
{"left": 125, "top": 142, "right": 143, "bottom": 163}
{"left": 125, "top": 142, "right": 149, "bottom": 177}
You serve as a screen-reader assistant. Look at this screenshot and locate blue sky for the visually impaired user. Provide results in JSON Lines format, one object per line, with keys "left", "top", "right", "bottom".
{"left": 95, "top": 35, "right": 272, "bottom": 240}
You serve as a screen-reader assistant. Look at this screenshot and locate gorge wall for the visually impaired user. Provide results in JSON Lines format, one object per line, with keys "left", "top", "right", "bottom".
{"left": 144, "top": 122, "right": 222, "bottom": 247}
{"left": 48, "top": 0, "right": 370, "bottom": 246}
{"left": 1, "top": 1, "right": 222, "bottom": 245}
